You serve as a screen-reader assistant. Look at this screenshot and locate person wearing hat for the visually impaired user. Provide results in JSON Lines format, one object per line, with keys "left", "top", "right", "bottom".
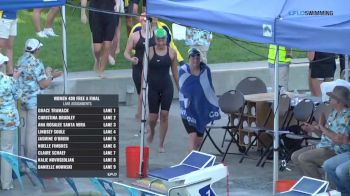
{"left": 0, "top": 53, "right": 22, "bottom": 190}
{"left": 291, "top": 86, "right": 350, "bottom": 180}
{"left": 16, "top": 38, "right": 62, "bottom": 162}
{"left": 146, "top": 28, "right": 179, "bottom": 153}
{"left": 179, "top": 48, "right": 220, "bottom": 152}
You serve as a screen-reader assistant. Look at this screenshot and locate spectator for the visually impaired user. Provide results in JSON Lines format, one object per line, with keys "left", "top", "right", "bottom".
{"left": 322, "top": 134, "right": 350, "bottom": 195}
{"left": 108, "top": 0, "right": 124, "bottom": 65}
{"left": 146, "top": 28, "right": 179, "bottom": 153}
{"left": 179, "top": 48, "right": 220, "bottom": 151}
{"left": 0, "top": 53, "right": 22, "bottom": 190}
{"left": 268, "top": 45, "right": 291, "bottom": 91}
{"left": 124, "top": 14, "right": 155, "bottom": 120}
{"left": 291, "top": 86, "right": 350, "bottom": 179}
{"left": 16, "top": 38, "right": 62, "bottom": 162}
{"left": 185, "top": 27, "right": 212, "bottom": 64}
{"left": 32, "top": 7, "right": 60, "bottom": 38}
{"left": 130, "top": 17, "right": 185, "bottom": 65}
{"left": 88, "top": 0, "right": 119, "bottom": 78}
{"left": 132, "top": 0, "right": 146, "bottom": 15}
{"left": 0, "top": 9, "right": 17, "bottom": 76}
{"left": 308, "top": 52, "right": 336, "bottom": 96}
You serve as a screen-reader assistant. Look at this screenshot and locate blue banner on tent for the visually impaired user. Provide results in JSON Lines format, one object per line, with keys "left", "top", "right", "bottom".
{"left": 0, "top": 0, "right": 66, "bottom": 10}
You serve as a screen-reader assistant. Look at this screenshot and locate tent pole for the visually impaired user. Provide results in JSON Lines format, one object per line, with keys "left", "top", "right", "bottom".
{"left": 62, "top": 6, "right": 68, "bottom": 94}
{"left": 273, "top": 45, "right": 280, "bottom": 195}
{"left": 139, "top": 17, "right": 150, "bottom": 177}
{"left": 345, "top": 55, "right": 349, "bottom": 81}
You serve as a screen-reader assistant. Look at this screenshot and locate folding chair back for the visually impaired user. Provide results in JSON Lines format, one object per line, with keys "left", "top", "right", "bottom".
{"left": 219, "top": 90, "right": 245, "bottom": 114}
{"left": 236, "top": 77, "right": 267, "bottom": 95}
{"left": 292, "top": 99, "right": 314, "bottom": 123}
{"left": 278, "top": 94, "right": 292, "bottom": 128}
{"left": 313, "top": 103, "right": 332, "bottom": 124}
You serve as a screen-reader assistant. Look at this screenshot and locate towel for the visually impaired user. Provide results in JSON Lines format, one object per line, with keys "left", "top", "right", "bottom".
{"left": 179, "top": 63, "right": 221, "bottom": 133}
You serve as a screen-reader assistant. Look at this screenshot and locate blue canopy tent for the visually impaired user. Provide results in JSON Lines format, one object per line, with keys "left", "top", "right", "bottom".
{"left": 147, "top": 0, "right": 350, "bottom": 194}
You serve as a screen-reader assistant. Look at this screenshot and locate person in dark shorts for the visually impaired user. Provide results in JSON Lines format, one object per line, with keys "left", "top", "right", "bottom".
{"left": 146, "top": 28, "right": 179, "bottom": 153}
{"left": 124, "top": 14, "right": 155, "bottom": 120}
{"left": 89, "top": 0, "right": 119, "bottom": 78}
{"left": 308, "top": 51, "right": 336, "bottom": 96}
{"left": 179, "top": 48, "right": 220, "bottom": 152}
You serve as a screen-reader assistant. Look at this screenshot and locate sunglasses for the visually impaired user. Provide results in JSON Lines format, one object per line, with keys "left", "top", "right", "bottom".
{"left": 190, "top": 54, "right": 200, "bottom": 57}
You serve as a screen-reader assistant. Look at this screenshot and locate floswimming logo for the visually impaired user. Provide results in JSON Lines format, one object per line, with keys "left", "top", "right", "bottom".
{"left": 288, "top": 10, "right": 334, "bottom": 16}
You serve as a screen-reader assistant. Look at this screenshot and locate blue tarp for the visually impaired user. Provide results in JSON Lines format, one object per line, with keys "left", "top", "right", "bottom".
{"left": 147, "top": 0, "right": 350, "bottom": 54}
{"left": 0, "top": 0, "right": 66, "bottom": 10}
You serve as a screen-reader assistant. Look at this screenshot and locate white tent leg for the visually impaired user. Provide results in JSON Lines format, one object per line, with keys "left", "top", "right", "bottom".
{"left": 139, "top": 18, "right": 150, "bottom": 177}
{"left": 62, "top": 6, "right": 68, "bottom": 94}
{"left": 273, "top": 46, "right": 280, "bottom": 195}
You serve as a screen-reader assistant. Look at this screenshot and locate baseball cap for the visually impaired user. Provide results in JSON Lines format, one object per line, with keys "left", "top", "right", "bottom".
{"left": 0, "top": 53, "right": 9, "bottom": 65}
{"left": 154, "top": 28, "right": 167, "bottom": 39}
{"left": 25, "top": 38, "right": 43, "bottom": 52}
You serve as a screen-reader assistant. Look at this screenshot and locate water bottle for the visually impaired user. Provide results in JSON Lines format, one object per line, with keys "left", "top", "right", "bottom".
{"left": 292, "top": 89, "right": 299, "bottom": 106}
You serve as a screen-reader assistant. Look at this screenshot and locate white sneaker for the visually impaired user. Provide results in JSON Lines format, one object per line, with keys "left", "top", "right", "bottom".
{"left": 108, "top": 55, "right": 116, "bottom": 65}
{"left": 44, "top": 28, "right": 58, "bottom": 37}
{"left": 36, "top": 31, "right": 48, "bottom": 38}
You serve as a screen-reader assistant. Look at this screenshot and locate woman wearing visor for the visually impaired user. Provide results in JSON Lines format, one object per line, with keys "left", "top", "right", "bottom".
{"left": 179, "top": 48, "right": 220, "bottom": 152}
{"left": 146, "top": 28, "right": 178, "bottom": 153}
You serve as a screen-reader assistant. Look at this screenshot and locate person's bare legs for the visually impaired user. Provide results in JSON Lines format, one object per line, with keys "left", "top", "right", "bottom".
{"left": 188, "top": 133, "right": 203, "bottom": 152}
{"left": 5, "top": 36, "right": 15, "bottom": 75}
{"left": 135, "top": 93, "right": 142, "bottom": 120}
{"left": 93, "top": 43, "right": 102, "bottom": 75}
{"left": 80, "top": 0, "right": 88, "bottom": 24}
{"left": 310, "top": 78, "right": 323, "bottom": 96}
{"left": 45, "top": 7, "right": 60, "bottom": 29}
{"left": 147, "top": 113, "right": 158, "bottom": 145}
{"left": 99, "top": 41, "right": 112, "bottom": 78}
{"left": 32, "top": 8, "right": 42, "bottom": 33}
{"left": 111, "top": 18, "right": 121, "bottom": 56}
{"left": 308, "top": 69, "right": 312, "bottom": 94}
{"left": 108, "top": 18, "right": 121, "bottom": 65}
{"left": 188, "top": 133, "right": 197, "bottom": 152}
{"left": 158, "top": 110, "right": 169, "bottom": 153}
{"left": 195, "top": 136, "right": 203, "bottom": 151}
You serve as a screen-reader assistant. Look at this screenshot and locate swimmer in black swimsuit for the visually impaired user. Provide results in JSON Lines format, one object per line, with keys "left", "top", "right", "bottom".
{"left": 124, "top": 14, "right": 155, "bottom": 120}
{"left": 146, "top": 28, "right": 179, "bottom": 153}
